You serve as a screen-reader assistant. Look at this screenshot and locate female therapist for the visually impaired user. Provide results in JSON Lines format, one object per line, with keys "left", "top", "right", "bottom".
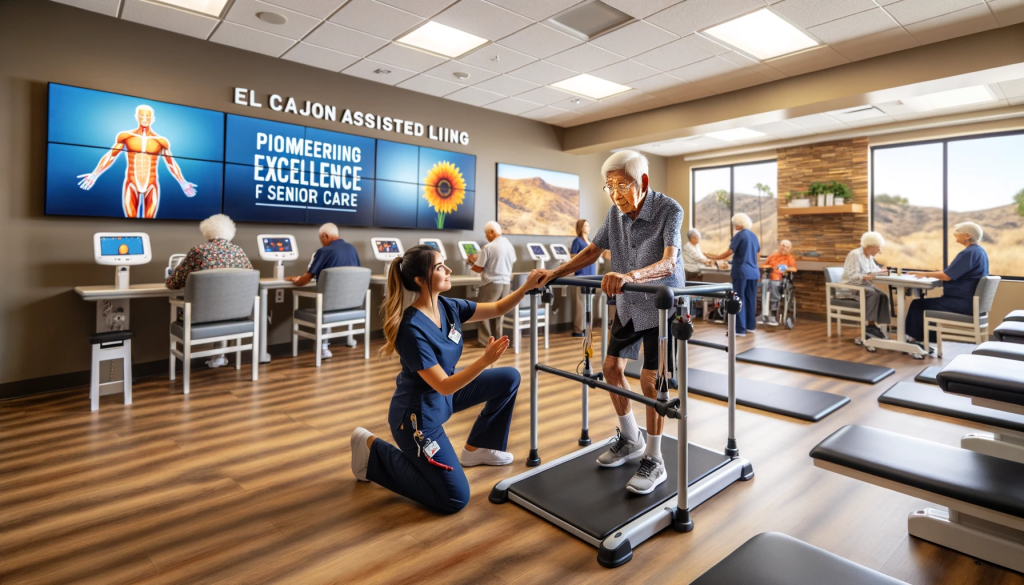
{"left": 707, "top": 213, "right": 761, "bottom": 336}
{"left": 349, "top": 245, "right": 544, "bottom": 514}
{"left": 571, "top": 219, "right": 596, "bottom": 336}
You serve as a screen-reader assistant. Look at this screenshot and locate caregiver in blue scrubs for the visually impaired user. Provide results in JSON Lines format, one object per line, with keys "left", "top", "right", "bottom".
{"left": 349, "top": 245, "right": 544, "bottom": 514}
{"left": 707, "top": 213, "right": 761, "bottom": 335}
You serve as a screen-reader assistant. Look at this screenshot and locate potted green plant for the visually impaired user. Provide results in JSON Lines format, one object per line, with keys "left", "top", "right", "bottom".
{"left": 830, "top": 181, "right": 853, "bottom": 205}
{"left": 806, "top": 182, "right": 828, "bottom": 206}
{"left": 786, "top": 190, "right": 810, "bottom": 208}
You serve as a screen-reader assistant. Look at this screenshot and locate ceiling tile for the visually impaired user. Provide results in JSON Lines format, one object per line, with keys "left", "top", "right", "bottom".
{"left": 764, "top": 45, "right": 849, "bottom": 76}
{"left": 342, "top": 58, "right": 418, "bottom": 84}
{"left": 396, "top": 74, "right": 463, "bottom": 96}
{"left": 546, "top": 43, "right": 624, "bottom": 72}
{"left": 50, "top": 0, "right": 119, "bottom": 17}
{"left": 772, "top": 0, "right": 877, "bottom": 28}
{"left": 506, "top": 60, "right": 577, "bottom": 85}
{"left": 600, "top": 0, "right": 683, "bottom": 19}
{"left": 486, "top": 0, "right": 584, "bottom": 21}
{"left": 682, "top": 33, "right": 732, "bottom": 56}
{"left": 590, "top": 60, "right": 660, "bottom": 84}
{"left": 210, "top": 22, "right": 296, "bottom": 56}
{"left": 329, "top": 0, "right": 423, "bottom": 40}
{"left": 695, "top": 67, "right": 773, "bottom": 93}
{"left": 225, "top": 0, "right": 323, "bottom": 40}
{"left": 483, "top": 97, "right": 539, "bottom": 115}
{"left": 445, "top": 86, "right": 506, "bottom": 106}
{"left": 282, "top": 42, "right": 360, "bottom": 71}
{"left": 457, "top": 44, "right": 536, "bottom": 73}
{"left": 516, "top": 85, "right": 579, "bottom": 106}
{"left": 668, "top": 56, "right": 743, "bottom": 82}
{"left": 497, "top": 24, "right": 583, "bottom": 60}
{"left": 121, "top": 0, "right": 219, "bottom": 39}
{"left": 749, "top": 120, "right": 811, "bottom": 137}
{"left": 806, "top": 8, "right": 899, "bottom": 45}
{"left": 788, "top": 112, "right": 848, "bottom": 132}
{"left": 903, "top": 4, "right": 998, "bottom": 45}
{"left": 471, "top": 75, "right": 540, "bottom": 96}
{"left": 629, "top": 73, "right": 688, "bottom": 93}
{"left": 433, "top": 0, "right": 533, "bottom": 41}
{"left": 423, "top": 60, "right": 499, "bottom": 84}
{"left": 647, "top": 0, "right": 767, "bottom": 37}
{"left": 882, "top": 0, "right": 983, "bottom": 26}
{"left": 262, "top": 0, "right": 349, "bottom": 19}
{"left": 304, "top": 22, "right": 389, "bottom": 56}
{"left": 633, "top": 37, "right": 714, "bottom": 70}
{"left": 830, "top": 26, "right": 918, "bottom": 61}
{"left": 378, "top": 0, "right": 458, "bottom": 18}
{"left": 590, "top": 21, "right": 678, "bottom": 59}
{"left": 989, "top": 0, "right": 1024, "bottom": 27}
{"left": 367, "top": 44, "right": 447, "bottom": 72}
{"left": 520, "top": 105, "right": 570, "bottom": 120}
{"left": 998, "top": 78, "right": 1024, "bottom": 99}
{"left": 560, "top": 94, "right": 597, "bottom": 110}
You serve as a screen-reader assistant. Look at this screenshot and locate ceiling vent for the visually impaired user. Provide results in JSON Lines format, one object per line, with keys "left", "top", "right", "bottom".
{"left": 831, "top": 106, "right": 886, "bottom": 122}
{"left": 546, "top": 0, "right": 634, "bottom": 41}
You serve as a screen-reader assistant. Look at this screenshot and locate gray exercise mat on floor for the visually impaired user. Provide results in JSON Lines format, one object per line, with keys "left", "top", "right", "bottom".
{"left": 915, "top": 366, "right": 941, "bottom": 385}
{"left": 736, "top": 348, "right": 894, "bottom": 384}
{"left": 879, "top": 381, "right": 1024, "bottom": 433}
{"left": 623, "top": 362, "right": 849, "bottom": 422}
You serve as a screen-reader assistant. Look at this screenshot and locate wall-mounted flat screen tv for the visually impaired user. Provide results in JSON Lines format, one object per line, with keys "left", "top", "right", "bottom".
{"left": 497, "top": 163, "right": 579, "bottom": 236}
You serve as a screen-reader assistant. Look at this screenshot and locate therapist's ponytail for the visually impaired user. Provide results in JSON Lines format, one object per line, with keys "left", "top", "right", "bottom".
{"left": 379, "top": 245, "right": 437, "bottom": 359}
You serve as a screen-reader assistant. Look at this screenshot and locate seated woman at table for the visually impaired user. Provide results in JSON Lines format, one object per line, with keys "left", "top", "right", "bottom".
{"left": 839, "top": 232, "right": 891, "bottom": 340}
{"left": 905, "top": 222, "right": 989, "bottom": 349}
{"left": 682, "top": 228, "right": 714, "bottom": 282}
{"left": 707, "top": 214, "right": 760, "bottom": 336}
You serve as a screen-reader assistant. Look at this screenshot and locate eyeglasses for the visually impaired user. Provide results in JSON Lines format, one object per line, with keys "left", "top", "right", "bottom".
{"left": 603, "top": 180, "right": 637, "bottom": 196}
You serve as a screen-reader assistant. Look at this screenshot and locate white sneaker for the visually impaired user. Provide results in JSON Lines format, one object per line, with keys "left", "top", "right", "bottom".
{"left": 206, "top": 355, "right": 229, "bottom": 369}
{"left": 350, "top": 427, "right": 373, "bottom": 482}
{"left": 767, "top": 317, "right": 779, "bottom": 326}
{"left": 460, "top": 447, "right": 514, "bottom": 467}
{"left": 321, "top": 344, "right": 333, "bottom": 359}
{"left": 626, "top": 455, "right": 668, "bottom": 495}
{"left": 345, "top": 337, "right": 358, "bottom": 348}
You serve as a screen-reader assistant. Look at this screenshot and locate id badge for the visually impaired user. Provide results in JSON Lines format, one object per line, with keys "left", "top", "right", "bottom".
{"left": 423, "top": 440, "right": 440, "bottom": 459}
{"left": 448, "top": 325, "right": 461, "bottom": 344}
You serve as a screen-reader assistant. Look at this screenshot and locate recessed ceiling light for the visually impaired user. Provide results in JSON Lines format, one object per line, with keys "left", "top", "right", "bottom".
{"left": 706, "top": 128, "right": 767, "bottom": 141}
{"left": 902, "top": 85, "right": 998, "bottom": 112}
{"left": 257, "top": 12, "right": 287, "bottom": 25}
{"left": 704, "top": 9, "right": 817, "bottom": 61}
{"left": 149, "top": 0, "right": 230, "bottom": 17}
{"left": 396, "top": 21, "right": 488, "bottom": 59}
{"left": 551, "top": 74, "right": 631, "bottom": 100}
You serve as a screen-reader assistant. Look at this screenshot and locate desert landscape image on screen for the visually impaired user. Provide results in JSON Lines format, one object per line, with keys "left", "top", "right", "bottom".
{"left": 497, "top": 163, "right": 579, "bottom": 236}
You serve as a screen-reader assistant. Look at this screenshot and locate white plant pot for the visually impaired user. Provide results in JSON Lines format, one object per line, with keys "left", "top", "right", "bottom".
{"left": 825, "top": 193, "right": 835, "bottom": 206}
{"left": 816, "top": 194, "right": 826, "bottom": 207}
{"left": 835, "top": 198, "right": 847, "bottom": 206}
{"left": 789, "top": 198, "right": 810, "bottom": 208}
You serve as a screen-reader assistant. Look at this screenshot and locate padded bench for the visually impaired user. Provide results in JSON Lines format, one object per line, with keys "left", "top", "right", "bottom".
{"left": 937, "top": 354, "right": 1024, "bottom": 411}
{"left": 994, "top": 321, "right": 1024, "bottom": 344}
{"left": 973, "top": 341, "right": 1024, "bottom": 362}
{"left": 810, "top": 424, "right": 1024, "bottom": 573}
{"left": 1004, "top": 310, "right": 1024, "bottom": 323}
{"left": 691, "top": 532, "right": 906, "bottom": 585}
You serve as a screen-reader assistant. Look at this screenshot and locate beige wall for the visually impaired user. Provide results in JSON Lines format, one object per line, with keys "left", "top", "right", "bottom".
{"left": 0, "top": 0, "right": 659, "bottom": 387}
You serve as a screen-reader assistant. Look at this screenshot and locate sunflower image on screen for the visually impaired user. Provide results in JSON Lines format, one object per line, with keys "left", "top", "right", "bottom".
{"left": 422, "top": 160, "right": 466, "bottom": 229}
{"left": 76, "top": 104, "right": 198, "bottom": 219}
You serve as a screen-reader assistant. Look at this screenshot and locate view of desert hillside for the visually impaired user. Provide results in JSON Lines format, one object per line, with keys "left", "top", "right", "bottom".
{"left": 874, "top": 201, "right": 1024, "bottom": 275}
{"left": 694, "top": 192, "right": 779, "bottom": 254}
{"left": 498, "top": 176, "right": 579, "bottom": 236}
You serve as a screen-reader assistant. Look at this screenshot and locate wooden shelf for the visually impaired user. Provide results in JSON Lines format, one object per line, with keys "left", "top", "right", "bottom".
{"left": 779, "top": 203, "right": 864, "bottom": 216}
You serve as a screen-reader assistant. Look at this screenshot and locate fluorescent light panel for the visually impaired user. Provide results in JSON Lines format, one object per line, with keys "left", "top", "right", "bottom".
{"left": 551, "top": 74, "right": 631, "bottom": 100}
{"left": 706, "top": 127, "right": 767, "bottom": 141}
{"left": 150, "top": 0, "right": 230, "bottom": 17}
{"left": 396, "top": 21, "right": 488, "bottom": 59}
{"left": 704, "top": 9, "right": 817, "bottom": 61}
{"left": 903, "top": 85, "right": 997, "bottom": 111}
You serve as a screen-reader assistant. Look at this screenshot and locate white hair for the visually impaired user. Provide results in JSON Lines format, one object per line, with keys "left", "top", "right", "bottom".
{"left": 860, "top": 231, "right": 884, "bottom": 248}
{"left": 954, "top": 222, "right": 983, "bottom": 243}
{"left": 779, "top": 239, "right": 792, "bottom": 248}
{"left": 318, "top": 222, "right": 339, "bottom": 238}
{"left": 687, "top": 228, "right": 701, "bottom": 240}
{"left": 732, "top": 213, "right": 752, "bottom": 230}
{"left": 602, "top": 150, "right": 649, "bottom": 185}
{"left": 200, "top": 214, "right": 236, "bottom": 242}
{"left": 484, "top": 220, "right": 502, "bottom": 235}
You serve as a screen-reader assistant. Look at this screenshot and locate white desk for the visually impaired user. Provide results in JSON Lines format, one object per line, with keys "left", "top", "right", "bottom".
{"left": 866, "top": 274, "right": 940, "bottom": 358}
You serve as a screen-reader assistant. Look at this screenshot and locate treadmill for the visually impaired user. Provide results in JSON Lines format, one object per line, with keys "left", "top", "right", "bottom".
{"left": 491, "top": 277, "right": 754, "bottom": 567}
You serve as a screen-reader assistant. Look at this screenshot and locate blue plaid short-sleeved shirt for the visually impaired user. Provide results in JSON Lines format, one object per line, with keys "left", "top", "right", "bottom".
{"left": 593, "top": 190, "right": 685, "bottom": 331}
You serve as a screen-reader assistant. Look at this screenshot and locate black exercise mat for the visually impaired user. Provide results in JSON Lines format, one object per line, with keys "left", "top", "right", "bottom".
{"left": 915, "top": 366, "right": 941, "bottom": 385}
{"left": 737, "top": 348, "right": 894, "bottom": 384}
{"left": 879, "top": 381, "right": 1024, "bottom": 433}
{"left": 508, "top": 435, "right": 729, "bottom": 541}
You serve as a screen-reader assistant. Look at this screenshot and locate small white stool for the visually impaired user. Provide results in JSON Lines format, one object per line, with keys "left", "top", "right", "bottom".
{"left": 89, "top": 330, "right": 134, "bottom": 411}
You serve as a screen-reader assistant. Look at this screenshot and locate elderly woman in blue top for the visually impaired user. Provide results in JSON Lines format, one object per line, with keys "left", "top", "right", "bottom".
{"left": 707, "top": 213, "right": 761, "bottom": 336}
{"left": 533, "top": 150, "right": 686, "bottom": 496}
{"left": 904, "top": 222, "right": 989, "bottom": 349}
{"left": 349, "top": 245, "right": 544, "bottom": 514}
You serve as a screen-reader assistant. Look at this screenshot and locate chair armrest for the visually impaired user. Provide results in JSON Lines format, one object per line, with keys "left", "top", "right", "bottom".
{"left": 293, "top": 290, "right": 319, "bottom": 299}
{"left": 169, "top": 298, "right": 185, "bottom": 308}
{"left": 825, "top": 282, "right": 863, "bottom": 292}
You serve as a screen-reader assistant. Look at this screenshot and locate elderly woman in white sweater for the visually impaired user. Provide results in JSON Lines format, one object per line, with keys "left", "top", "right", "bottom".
{"left": 839, "top": 231, "right": 891, "bottom": 339}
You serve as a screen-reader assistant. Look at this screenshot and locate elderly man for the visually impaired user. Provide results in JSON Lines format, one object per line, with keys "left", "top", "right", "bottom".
{"left": 287, "top": 223, "right": 362, "bottom": 358}
{"left": 533, "top": 150, "right": 685, "bottom": 495}
{"left": 839, "top": 232, "right": 891, "bottom": 340}
{"left": 467, "top": 220, "right": 516, "bottom": 346}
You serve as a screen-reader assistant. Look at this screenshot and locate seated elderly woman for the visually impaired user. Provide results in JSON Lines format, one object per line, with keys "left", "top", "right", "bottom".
{"left": 681, "top": 228, "right": 714, "bottom": 282}
{"left": 759, "top": 239, "right": 797, "bottom": 326}
{"left": 905, "top": 222, "right": 989, "bottom": 348}
{"left": 839, "top": 232, "right": 891, "bottom": 339}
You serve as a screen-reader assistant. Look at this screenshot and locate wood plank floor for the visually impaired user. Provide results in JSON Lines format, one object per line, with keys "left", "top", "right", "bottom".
{"left": 2, "top": 321, "right": 1022, "bottom": 585}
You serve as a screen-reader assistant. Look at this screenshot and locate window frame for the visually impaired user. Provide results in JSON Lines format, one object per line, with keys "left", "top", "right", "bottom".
{"left": 690, "top": 158, "right": 778, "bottom": 249}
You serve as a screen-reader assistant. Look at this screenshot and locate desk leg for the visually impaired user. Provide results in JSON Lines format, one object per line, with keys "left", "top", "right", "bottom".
{"left": 895, "top": 285, "right": 906, "bottom": 345}
{"left": 260, "top": 288, "right": 272, "bottom": 364}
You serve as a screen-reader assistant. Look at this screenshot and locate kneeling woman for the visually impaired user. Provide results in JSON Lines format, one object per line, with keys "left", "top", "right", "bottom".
{"left": 350, "top": 245, "right": 543, "bottom": 514}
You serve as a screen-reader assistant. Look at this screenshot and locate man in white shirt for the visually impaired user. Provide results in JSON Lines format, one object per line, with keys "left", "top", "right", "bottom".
{"left": 467, "top": 221, "right": 517, "bottom": 346}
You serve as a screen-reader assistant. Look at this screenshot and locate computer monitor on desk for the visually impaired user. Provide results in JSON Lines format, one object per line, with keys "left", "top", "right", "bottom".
{"left": 550, "top": 244, "right": 570, "bottom": 264}
{"left": 257, "top": 234, "right": 299, "bottom": 280}
{"left": 526, "top": 243, "right": 550, "bottom": 269}
{"left": 419, "top": 238, "right": 446, "bottom": 260}
{"left": 93, "top": 233, "right": 152, "bottom": 290}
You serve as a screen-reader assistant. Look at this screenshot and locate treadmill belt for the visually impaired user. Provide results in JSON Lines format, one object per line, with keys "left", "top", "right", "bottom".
{"left": 508, "top": 434, "right": 729, "bottom": 541}
{"left": 737, "top": 348, "right": 894, "bottom": 384}
{"left": 915, "top": 366, "right": 941, "bottom": 385}
{"left": 879, "top": 381, "right": 1024, "bottom": 433}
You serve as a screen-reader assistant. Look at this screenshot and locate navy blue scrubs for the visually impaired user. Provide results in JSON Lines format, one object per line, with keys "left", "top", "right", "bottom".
{"left": 907, "top": 244, "right": 989, "bottom": 341}
{"left": 366, "top": 296, "right": 520, "bottom": 514}
{"left": 571, "top": 237, "right": 596, "bottom": 277}
{"left": 729, "top": 229, "right": 761, "bottom": 334}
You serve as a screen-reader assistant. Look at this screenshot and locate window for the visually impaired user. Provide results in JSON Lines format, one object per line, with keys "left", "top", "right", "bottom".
{"left": 871, "top": 130, "right": 1024, "bottom": 278}
{"left": 691, "top": 160, "right": 778, "bottom": 254}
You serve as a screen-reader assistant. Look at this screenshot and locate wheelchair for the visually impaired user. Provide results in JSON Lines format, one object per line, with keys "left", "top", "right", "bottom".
{"left": 757, "top": 267, "right": 796, "bottom": 329}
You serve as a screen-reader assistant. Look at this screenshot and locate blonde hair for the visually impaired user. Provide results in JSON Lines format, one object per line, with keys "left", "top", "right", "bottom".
{"left": 379, "top": 245, "right": 439, "bottom": 359}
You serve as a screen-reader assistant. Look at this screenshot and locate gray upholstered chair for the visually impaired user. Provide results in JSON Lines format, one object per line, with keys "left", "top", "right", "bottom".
{"left": 169, "top": 269, "right": 260, "bottom": 394}
{"left": 292, "top": 266, "right": 371, "bottom": 366}
{"left": 924, "top": 275, "right": 1000, "bottom": 356}
{"left": 503, "top": 272, "right": 548, "bottom": 354}
{"left": 824, "top": 266, "right": 868, "bottom": 340}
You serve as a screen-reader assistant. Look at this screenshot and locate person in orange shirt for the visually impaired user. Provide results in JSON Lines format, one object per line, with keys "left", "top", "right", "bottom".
{"left": 760, "top": 240, "right": 797, "bottom": 326}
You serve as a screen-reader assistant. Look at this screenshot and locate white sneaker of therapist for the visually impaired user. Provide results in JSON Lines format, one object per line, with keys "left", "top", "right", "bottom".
{"left": 460, "top": 447, "right": 514, "bottom": 466}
